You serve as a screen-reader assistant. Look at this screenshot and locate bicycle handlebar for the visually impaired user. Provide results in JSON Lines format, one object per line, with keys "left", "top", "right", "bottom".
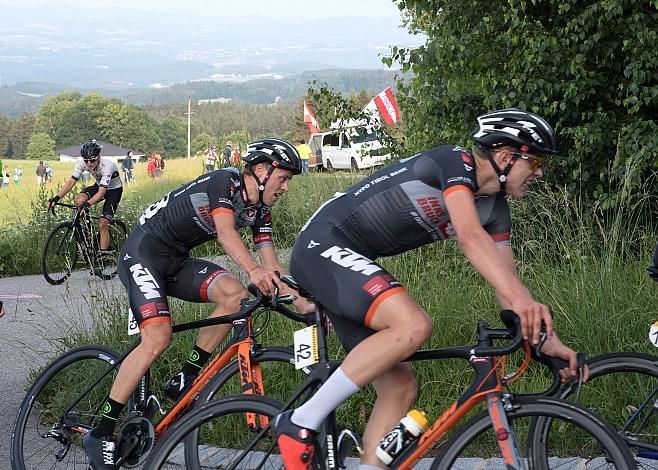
{"left": 48, "top": 201, "right": 78, "bottom": 216}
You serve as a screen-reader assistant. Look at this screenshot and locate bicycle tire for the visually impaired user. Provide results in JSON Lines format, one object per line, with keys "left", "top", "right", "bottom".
{"left": 531, "top": 352, "right": 658, "bottom": 468}
{"left": 184, "top": 346, "right": 309, "bottom": 469}
{"left": 11, "top": 344, "right": 127, "bottom": 470}
{"left": 146, "top": 395, "right": 285, "bottom": 469}
{"left": 95, "top": 219, "right": 128, "bottom": 280}
{"left": 41, "top": 221, "right": 78, "bottom": 285}
{"left": 431, "top": 395, "right": 635, "bottom": 469}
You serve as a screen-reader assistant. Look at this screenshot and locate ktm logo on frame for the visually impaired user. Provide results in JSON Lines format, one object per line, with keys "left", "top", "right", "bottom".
{"left": 129, "top": 263, "right": 161, "bottom": 299}
{"left": 320, "top": 246, "right": 382, "bottom": 275}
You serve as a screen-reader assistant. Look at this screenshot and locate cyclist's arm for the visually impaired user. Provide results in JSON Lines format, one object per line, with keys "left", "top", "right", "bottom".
{"left": 494, "top": 245, "right": 518, "bottom": 310}
{"left": 257, "top": 245, "right": 315, "bottom": 312}
{"left": 213, "top": 211, "right": 276, "bottom": 294}
{"left": 53, "top": 177, "right": 77, "bottom": 200}
{"left": 444, "top": 188, "right": 552, "bottom": 342}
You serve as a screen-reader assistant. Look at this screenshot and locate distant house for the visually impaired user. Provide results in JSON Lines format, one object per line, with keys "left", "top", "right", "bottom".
{"left": 57, "top": 141, "right": 145, "bottom": 165}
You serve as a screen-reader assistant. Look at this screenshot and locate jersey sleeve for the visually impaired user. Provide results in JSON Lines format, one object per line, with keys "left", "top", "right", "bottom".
{"left": 70, "top": 159, "right": 85, "bottom": 180}
{"left": 207, "top": 170, "right": 239, "bottom": 217}
{"left": 415, "top": 146, "right": 478, "bottom": 198}
{"left": 251, "top": 206, "right": 273, "bottom": 249}
{"left": 482, "top": 193, "right": 512, "bottom": 246}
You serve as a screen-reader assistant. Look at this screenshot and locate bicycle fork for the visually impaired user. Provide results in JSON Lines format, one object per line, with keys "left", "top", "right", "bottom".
{"left": 486, "top": 392, "right": 526, "bottom": 469}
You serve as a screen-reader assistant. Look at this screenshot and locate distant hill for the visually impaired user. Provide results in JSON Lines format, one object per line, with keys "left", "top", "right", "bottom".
{"left": 0, "top": 69, "right": 404, "bottom": 117}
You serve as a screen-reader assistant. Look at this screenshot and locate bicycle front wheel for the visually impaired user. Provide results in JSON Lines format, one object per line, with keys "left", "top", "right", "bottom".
{"left": 432, "top": 395, "right": 635, "bottom": 469}
{"left": 11, "top": 345, "right": 127, "bottom": 470}
{"left": 146, "top": 395, "right": 285, "bottom": 470}
{"left": 41, "top": 221, "right": 78, "bottom": 285}
{"left": 534, "top": 352, "right": 658, "bottom": 468}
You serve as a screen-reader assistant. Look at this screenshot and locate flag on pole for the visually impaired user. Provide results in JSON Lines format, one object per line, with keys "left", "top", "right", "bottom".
{"left": 363, "top": 98, "right": 381, "bottom": 127}
{"left": 372, "top": 87, "right": 400, "bottom": 126}
{"left": 303, "top": 101, "right": 320, "bottom": 133}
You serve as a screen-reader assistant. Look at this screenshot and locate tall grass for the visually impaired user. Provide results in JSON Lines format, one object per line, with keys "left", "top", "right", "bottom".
{"left": 13, "top": 163, "right": 658, "bottom": 441}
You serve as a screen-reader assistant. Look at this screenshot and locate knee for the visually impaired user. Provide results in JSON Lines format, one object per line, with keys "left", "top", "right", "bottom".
{"left": 396, "top": 313, "right": 432, "bottom": 354}
{"left": 74, "top": 194, "right": 87, "bottom": 206}
{"left": 212, "top": 278, "right": 248, "bottom": 309}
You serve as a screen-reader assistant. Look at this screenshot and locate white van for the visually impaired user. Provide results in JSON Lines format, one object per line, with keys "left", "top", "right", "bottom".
{"left": 308, "top": 129, "right": 390, "bottom": 171}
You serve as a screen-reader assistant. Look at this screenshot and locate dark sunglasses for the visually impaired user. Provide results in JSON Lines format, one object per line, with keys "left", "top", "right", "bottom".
{"left": 515, "top": 153, "right": 545, "bottom": 171}
{"left": 83, "top": 157, "right": 99, "bottom": 163}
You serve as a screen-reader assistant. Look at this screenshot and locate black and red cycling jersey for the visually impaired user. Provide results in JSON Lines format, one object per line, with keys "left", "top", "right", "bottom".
{"left": 301, "top": 144, "right": 511, "bottom": 258}
{"left": 138, "top": 168, "right": 273, "bottom": 253}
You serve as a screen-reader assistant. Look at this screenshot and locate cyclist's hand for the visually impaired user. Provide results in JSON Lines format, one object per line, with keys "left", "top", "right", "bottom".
{"left": 47, "top": 195, "right": 60, "bottom": 211}
{"left": 510, "top": 297, "right": 553, "bottom": 344}
{"left": 293, "top": 297, "right": 315, "bottom": 315}
{"left": 648, "top": 265, "right": 658, "bottom": 282}
{"left": 540, "top": 334, "right": 589, "bottom": 383}
{"left": 248, "top": 267, "right": 278, "bottom": 295}
{"left": 79, "top": 201, "right": 91, "bottom": 213}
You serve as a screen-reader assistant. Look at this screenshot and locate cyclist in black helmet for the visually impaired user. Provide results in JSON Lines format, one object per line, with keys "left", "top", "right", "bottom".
{"left": 82, "top": 138, "right": 311, "bottom": 470}
{"left": 273, "top": 109, "right": 589, "bottom": 470}
{"left": 48, "top": 140, "right": 123, "bottom": 254}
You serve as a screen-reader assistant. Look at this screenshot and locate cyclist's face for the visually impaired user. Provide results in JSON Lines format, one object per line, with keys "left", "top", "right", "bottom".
{"left": 263, "top": 168, "right": 293, "bottom": 205}
{"left": 506, "top": 151, "right": 543, "bottom": 198}
{"left": 85, "top": 157, "right": 100, "bottom": 169}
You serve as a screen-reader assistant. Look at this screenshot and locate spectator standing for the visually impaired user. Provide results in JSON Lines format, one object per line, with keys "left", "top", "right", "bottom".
{"left": 223, "top": 141, "right": 232, "bottom": 168}
{"left": 122, "top": 151, "right": 136, "bottom": 189}
{"left": 231, "top": 146, "right": 240, "bottom": 167}
{"left": 147, "top": 154, "right": 156, "bottom": 178}
{"left": 13, "top": 166, "right": 23, "bottom": 186}
{"left": 295, "top": 140, "right": 312, "bottom": 175}
{"left": 1, "top": 164, "right": 10, "bottom": 189}
{"left": 45, "top": 161, "right": 53, "bottom": 183}
{"left": 81, "top": 169, "right": 91, "bottom": 183}
{"left": 153, "top": 153, "right": 162, "bottom": 179}
{"left": 36, "top": 161, "right": 47, "bottom": 185}
{"left": 204, "top": 146, "right": 217, "bottom": 173}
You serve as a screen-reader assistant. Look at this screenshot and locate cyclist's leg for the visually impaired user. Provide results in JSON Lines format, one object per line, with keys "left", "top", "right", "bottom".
{"left": 74, "top": 184, "right": 96, "bottom": 206}
{"left": 98, "top": 187, "right": 122, "bottom": 250}
{"left": 166, "top": 259, "right": 247, "bottom": 382}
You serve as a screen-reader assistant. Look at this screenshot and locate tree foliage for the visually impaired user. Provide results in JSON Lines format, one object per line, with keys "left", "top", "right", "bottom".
{"left": 390, "top": 0, "right": 657, "bottom": 206}
{"left": 26, "top": 132, "right": 56, "bottom": 161}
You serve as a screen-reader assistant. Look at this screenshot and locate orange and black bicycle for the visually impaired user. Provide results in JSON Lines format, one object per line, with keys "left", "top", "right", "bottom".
{"left": 143, "top": 277, "right": 635, "bottom": 469}
{"left": 11, "top": 285, "right": 313, "bottom": 470}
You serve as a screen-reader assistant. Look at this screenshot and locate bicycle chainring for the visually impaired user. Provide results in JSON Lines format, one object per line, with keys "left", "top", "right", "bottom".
{"left": 115, "top": 414, "right": 155, "bottom": 468}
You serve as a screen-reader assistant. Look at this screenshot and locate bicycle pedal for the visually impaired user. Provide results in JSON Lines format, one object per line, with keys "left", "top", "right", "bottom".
{"left": 337, "top": 428, "right": 363, "bottom": 466}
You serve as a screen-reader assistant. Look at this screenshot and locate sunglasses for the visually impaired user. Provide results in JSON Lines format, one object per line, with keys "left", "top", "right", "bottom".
{"left": 515, "top": 153, "right": 545, "bottom": 172}
{"left": 83, "top": 157, "right": 99, "bottom": 163}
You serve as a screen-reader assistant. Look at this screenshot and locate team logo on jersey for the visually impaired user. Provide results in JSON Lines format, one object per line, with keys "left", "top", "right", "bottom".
{"left": 199, "top": 267, "right": 208, "bottom": 274}
{"left": 320, "top": 246, "right": 381, "bottom": 275}
{"left": 307, "top": 240, "right": 320, "bottom": 249}
{"left": 123, "top": 253, "right": 131, "bottom": 261}
{"left": 129, "top": 263, "right": 161, "bottom": 299}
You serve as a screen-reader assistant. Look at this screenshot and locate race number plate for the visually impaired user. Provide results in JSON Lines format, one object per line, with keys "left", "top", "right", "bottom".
{"left": 128, "top": 308, "right": 140, "bottom": 336}
{"left": 293, "top": 325, "right": 319, "bottom": 369}
{"left": 649, "top": 321, "right": 658, "bottom": 348}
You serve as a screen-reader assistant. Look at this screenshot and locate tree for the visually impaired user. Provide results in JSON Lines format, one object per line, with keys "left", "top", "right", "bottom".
{"left": 34, "top": 92, "right": 83, "bottom": 148}
{"left": 97, "top": 101, "right": 162, "bottom": 153}
{"left": 156, "top": 116, "right": 187, "bottom": 157}
{"left": 9, "top": 113, "right": 36, "bottom": 159}
{"left": 26, "top": 132, "right": 56, "bottom": 161}
{"left": 192, "top": 132, "right": 214, "bottom": 156}
{"left": 0, "top": 114, "right": 12, "bottom": 158}
{"left": 390, "top": 0, "right": 657, "bottom": 206}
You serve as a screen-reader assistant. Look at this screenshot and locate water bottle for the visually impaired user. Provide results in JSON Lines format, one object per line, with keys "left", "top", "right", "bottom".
{"left": 375, "top": 409, "right": 429, "bottom": 465}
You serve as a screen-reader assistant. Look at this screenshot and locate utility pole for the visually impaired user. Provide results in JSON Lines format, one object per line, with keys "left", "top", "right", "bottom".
{"left": 185, "top": 97, "right": 194, "bottom": 158}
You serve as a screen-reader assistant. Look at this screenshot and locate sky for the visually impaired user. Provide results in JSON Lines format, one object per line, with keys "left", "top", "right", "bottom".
{"left": 0, "top": 0, "right": 406, "bottom": 19}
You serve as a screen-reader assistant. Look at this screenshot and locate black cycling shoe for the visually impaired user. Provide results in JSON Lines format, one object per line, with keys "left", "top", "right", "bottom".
{"left": 163, "top": 371, "right": 196, "bottom": 400}
{"left": 83, "top": 430, "right": 116, "bottom": 470}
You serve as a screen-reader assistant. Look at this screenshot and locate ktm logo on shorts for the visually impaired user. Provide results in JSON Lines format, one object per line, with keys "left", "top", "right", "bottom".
{"left": 129, "top": 263, "right": 161, "bottom": 299}
{"left": 320, "top": 246, "right": 382, "bottom": 275}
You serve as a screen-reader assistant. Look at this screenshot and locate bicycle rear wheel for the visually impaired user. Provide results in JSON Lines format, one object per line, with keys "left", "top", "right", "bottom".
{"left": 11, "top": 345, "right": 128, "bottom": 470}
{"left": 94, "top": 219, "right": 128, "bottom": 280}
{"left": 533, "top": 352, "right": 658, "bottom": 468}
{"left": 41, "top": 221, "right": 78, "bottom": 285}
{"left": 146, "top": 395, "right": 286, "bottom": 469}
{"left": 432, "top": 395, "right": 634, "bottom": 469}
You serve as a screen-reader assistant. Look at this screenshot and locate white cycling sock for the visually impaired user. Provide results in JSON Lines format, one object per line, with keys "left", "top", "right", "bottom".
{"left": 290, "top": 367, "right": 360, "bottom": 430}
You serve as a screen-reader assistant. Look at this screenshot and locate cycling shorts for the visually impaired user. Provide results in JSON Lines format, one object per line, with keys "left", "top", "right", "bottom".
{"left": 117, "top": 226, "right": 234, "bottom": 327}
{"left": 81, "top": 184, "right": 123, "bottom": 221}
{"left": 290, "top": 222, "right": 406, "bottom": 352}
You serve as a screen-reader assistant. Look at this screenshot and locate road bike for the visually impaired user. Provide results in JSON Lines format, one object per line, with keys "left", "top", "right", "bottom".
{"left": 41, "top": 202, "right": 128, "bottom": 285}
{"left": 11, "top": 285, "right": 313, "bottom": 470}
{"left": 144, "top": 276, "right": 635, "bottom": 469}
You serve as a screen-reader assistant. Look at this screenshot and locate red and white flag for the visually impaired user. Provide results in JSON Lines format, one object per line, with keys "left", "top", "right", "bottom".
{"left": 303, "top": 100, "right": 320, "bottom": 133}
{"left": 372, "top": 87, "right": 400, "bottom": 126}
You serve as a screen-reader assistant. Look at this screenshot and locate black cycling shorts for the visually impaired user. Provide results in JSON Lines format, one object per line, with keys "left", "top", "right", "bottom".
{"left": 81, "top": 184, "right": 123, "bottom": 221}
{"left": 117, "top": 226, "right": 234, "bottom": 327}
{"left": 290, "top": 222, "right": 405, "bottom": 352}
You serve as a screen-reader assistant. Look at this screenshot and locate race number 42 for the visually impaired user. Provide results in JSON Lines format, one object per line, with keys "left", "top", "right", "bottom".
{"left": 293, "top": 325, "right": 319, "bottom": 369}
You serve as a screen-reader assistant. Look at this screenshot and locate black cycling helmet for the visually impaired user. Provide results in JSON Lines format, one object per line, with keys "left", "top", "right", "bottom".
{"left": 472, "top": 108, "right": 557, "bottom": 156}
{"left": 80, "top": 140, "right": 102, "bottom": 160}
{"left": 242, "top": 138, "right": 302, "bottom": 175}
{"left": 241, "top": 138, "right": 300, "bottom": 205}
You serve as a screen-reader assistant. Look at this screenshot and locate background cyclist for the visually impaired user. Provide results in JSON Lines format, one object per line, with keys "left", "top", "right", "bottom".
{"left": 47, "top": 140, "right": 123, "bottom": 254}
